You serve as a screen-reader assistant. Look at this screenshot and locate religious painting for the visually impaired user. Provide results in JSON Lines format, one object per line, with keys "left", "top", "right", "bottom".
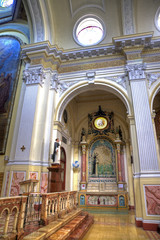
{"left": 88, "top": 137, "right": 116, "bottom": 179}
{"left": 118, "top": 195, "right": 125, "bottom": 207}
{"left": 94, "top": 116, "right": 108, "bottom": 130}
{"left": 0, "top": 36, "right": 21, "bottom": 154}
{"left": 87, "top": 195, "right": 117, "bottom": 207}
{"left": 80, "top": 195, "right": 85, "bottom": 206}
{"left": 88, "top": 106, "right": 114, "bottom": 136}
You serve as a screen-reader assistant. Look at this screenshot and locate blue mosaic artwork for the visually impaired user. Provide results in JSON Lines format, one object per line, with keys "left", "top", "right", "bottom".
{"left": 119, "top": 195, "right": 125, "bottom": 207}
{"left": 88, "top": 137, "right": 116, "bottom": 179}
{"left": 80, "top": 195, "right": 85, "bottom": 205}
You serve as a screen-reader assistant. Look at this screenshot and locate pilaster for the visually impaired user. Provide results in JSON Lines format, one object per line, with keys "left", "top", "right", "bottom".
{"left": 124, "top": 45, "right": 160, "bottom": 230}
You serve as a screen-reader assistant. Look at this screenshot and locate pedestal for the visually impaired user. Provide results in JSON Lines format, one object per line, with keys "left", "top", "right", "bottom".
{"left": 47, "top": 164, "right": 63, "bottom": 192}
{"left": 19, "top": 179, "right": 39, "bottom": 194}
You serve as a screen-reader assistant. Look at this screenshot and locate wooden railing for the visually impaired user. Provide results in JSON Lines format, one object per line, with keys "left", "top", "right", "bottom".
{"left": 0, "top": 191, "right": 77, "bottom": 239}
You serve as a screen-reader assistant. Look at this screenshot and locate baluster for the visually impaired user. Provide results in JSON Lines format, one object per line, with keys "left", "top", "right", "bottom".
{"left": 3, "top": 210, "right": 10, "bottom": 237}
{"left": 52, "top": 200, "right": 54, "bottom": 215}
{"left": 48, "top": 201, "right": 51, "bottom": 216}
{"left": 12, "top": 209, "right": 18, "bottom": 233}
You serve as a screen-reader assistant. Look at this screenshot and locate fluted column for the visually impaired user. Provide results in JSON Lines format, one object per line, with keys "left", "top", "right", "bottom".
{"left": 126, "top": 62, "right": 159, "bottom": 172}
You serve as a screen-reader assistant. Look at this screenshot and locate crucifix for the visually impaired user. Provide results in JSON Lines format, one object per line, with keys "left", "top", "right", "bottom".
{"left": 20, "top": 145, "right": 26, "bottom": 152}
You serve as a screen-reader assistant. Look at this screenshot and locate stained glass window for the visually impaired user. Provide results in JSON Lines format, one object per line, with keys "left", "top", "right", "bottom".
{"left": 74, "top": 17, "right": 105, "bottom": 47}
{"left": 0, "top": 0, "right": 14, "bottom": 7}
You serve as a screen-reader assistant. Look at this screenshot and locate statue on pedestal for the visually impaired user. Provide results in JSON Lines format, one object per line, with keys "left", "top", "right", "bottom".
{"left": 52, "top": 138, "right": 61, "bottom": 164}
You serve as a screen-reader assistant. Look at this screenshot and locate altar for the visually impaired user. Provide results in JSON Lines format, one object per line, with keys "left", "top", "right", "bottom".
{"left": 78, "top": 107, "right": 128, "bottom": 210}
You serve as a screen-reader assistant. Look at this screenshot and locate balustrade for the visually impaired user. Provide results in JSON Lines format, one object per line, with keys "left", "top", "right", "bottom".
{"left": 41, "top": 191, "right": 77, "bottom": 225}
{"left": 0, "top": 191, "right": 77, "bottom": 238}
{"left": 0, "top": 196, "right": 27, "bottom": 239}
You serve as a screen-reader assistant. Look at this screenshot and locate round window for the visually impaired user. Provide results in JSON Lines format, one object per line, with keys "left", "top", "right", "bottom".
{"left": 73, "top": 16, "right": 105, "bottom": 47}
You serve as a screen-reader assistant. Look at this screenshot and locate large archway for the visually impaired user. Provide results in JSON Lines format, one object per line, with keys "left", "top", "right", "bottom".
{"left": 52, "top": 82, "right": 134, "bottom": 209}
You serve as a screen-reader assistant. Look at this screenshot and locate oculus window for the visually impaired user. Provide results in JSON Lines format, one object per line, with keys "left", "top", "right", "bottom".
{"left": 73, "top": 16, "right": 105, "bottom": 47}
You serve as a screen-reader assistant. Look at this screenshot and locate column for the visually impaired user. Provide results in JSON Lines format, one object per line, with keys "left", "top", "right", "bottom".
{"left": 125, "top": 58, "right": 160, "bottom": 230}
{"left": 13, "top": 66, "right": 47, "bottom": 162}
{"left": 125, "top": 141, "right": 134, "bottom": 208}
{"left": 80, "top": 137, "right": 87, "bottom": 191}
{"left": 126, "top": 62, "right": 159, "bottom": 172}
{"left": 115, "top": 138, "right": 122, "bottom": 182}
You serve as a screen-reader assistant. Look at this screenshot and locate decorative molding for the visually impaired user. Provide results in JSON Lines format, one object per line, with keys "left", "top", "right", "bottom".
{"left": 146, "top": 73, "right": 160, "bottom": 87}
{"left": 21, "top": 32, "right": 159, "bottom": 63}
{"left": 125, "top": 63, "right": 146, "bottom": 80}
{"left": 86, "top": 71, "right": 96, "bottom": 84}
{"left": 134, "top": 172, "right": 160, "bottom": 178}
{"left": 23, "top": 67, "right": 46, "bottom": 86}
{"left": 58, "top": 80, "right": 79, "bottom": 96}
{"left": 107, "top": 75, "right": 127, "bottom": 89}
{"left": 7, "top": 160, "right": 49, "bottom": 167}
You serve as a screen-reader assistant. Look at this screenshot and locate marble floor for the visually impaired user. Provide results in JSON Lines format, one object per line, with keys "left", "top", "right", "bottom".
{"left": 82, "top": 210, "right": 160, "bottom": 240}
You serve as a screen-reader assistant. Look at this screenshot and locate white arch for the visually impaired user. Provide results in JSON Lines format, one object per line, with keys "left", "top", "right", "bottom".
{"left": 150, "top": 81, "right": 160, "bottom": 111}
{"left": 55, "top": 79, "right": 131, "bottom": 122}
{"left": 24, "top": 0, "right": 51, "bottom": 43}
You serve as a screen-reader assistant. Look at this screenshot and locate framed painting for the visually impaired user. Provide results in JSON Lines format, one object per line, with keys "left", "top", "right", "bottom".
{"left": 0, "top": 36, "right": 21, "bottom": 154}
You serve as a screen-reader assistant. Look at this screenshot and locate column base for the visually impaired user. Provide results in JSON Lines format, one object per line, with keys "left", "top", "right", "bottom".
{"left": 135, "top": 218, "right": 160, "bottom": 231}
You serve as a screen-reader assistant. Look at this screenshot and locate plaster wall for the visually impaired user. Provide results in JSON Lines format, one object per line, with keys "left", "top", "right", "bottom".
{"left": 48, "top": 0, "right": 122, "bottom": 49}
{"left": 134, "top": 0, "right": 160, "bottom": 36}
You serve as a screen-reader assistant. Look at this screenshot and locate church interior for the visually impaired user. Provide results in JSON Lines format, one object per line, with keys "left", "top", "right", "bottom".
{"left": 0, "top": 0, "right": 160, "bottom": 239}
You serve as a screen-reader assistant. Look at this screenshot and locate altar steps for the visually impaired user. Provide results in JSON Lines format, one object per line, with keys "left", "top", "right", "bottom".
{"left": 23, "top": 209, "right": 93, "bottom": 240}
{"left": 48, "top": 211, "right": 94, "bottom": 240}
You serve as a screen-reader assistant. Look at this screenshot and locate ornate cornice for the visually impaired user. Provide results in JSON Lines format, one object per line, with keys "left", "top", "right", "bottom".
{"left": 21, "top": 32, "right": 159, "bottom": 63}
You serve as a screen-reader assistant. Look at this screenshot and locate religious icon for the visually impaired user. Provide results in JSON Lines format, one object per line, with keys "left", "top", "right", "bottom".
{"left": 94, "top": 116, "right": 108, "bottom": 130}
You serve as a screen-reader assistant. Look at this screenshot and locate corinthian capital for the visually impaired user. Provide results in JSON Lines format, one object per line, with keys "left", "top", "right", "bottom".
{"left": 23, "top": 67, "right": 46, "bottom": 86}
{"left": 125, "top": 63, "right": 146, "bottom": 80}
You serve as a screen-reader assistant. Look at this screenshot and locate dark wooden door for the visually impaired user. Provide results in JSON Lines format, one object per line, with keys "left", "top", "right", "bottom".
{"left": 60, "top": 147, "right": 66, "bottom": 191}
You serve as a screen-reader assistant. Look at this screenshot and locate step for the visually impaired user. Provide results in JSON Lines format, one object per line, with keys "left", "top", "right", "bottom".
{"left": 23, "top": 209, "right": 82, "bottom": 240}
{"left": 48, "top": 215, "right": 86, "bottom": 240}
{"left": 69, "top": 214, "right": 94, "bottom": 240}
